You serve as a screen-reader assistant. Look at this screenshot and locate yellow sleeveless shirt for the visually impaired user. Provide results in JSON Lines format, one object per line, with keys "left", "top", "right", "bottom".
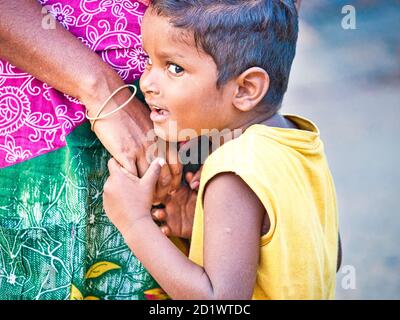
{"left": 188, "top": 115, "right": 339, "bottom": 299}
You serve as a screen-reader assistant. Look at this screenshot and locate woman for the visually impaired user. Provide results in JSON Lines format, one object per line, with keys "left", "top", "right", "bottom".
{"left": 0, "top": 0, "right": 179, "bottom": 300}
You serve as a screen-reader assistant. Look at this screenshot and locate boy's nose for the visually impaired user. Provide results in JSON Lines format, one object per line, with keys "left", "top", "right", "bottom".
{"left": 140, "top": 70, "right": 160, "bottom": 96}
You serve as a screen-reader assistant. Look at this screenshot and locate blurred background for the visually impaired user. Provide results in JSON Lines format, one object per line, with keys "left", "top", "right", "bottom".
{"left": 284, "top": 0, "right": 400, "bottom": 299}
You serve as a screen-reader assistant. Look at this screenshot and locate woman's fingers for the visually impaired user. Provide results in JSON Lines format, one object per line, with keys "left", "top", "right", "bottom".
{"left": 151, "top": 207, "right": 171, "bottom": 236}
{"left": 168, "top": 162, "right": 182, "bottom": 194}
{"left": 166, "top": 142, "right": 183, "bottom": 193}
{"left": 154, "top": 164, "right": 172, "bottom": 204}
{"left": 187, "top": 165, "right": 203, "bottom": 190}
{"left": 160, "top": 225, "right": 171, "bottom": 236}
{"left": 150, "top": 208, "right": 172, "bottom": 237}
{"left": 151, "top": 208, "right": 167, "bottom": 221}
{"left": 185, "top": 172, "right": 194, "bottom": 184}
{"left": 149, "top": 140, "right": 183, "bottom": 203}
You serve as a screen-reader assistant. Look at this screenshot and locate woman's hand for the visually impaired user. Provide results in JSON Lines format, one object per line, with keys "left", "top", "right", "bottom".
{"left": 152, "top": 184, "right": 197, "bottom": 239}
{"left": 84, "top": 84, "right": 183, "bottom": 204}
{"left": 152, "top": 166, "right": 203, "bottom": 239}
{"left": 153, "top": 141, "right": 183, "bottom": 205}
{"left": 103, "top": 157, "right": 164, "bottom": 236}
{"left": 88, "top": 92, "right": 153, "bottom": 175}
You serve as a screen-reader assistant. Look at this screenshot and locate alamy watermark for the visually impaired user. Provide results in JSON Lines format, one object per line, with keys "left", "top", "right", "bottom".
{"left": 41, "top": 6, "right": 56, "bottom": 30}
{"left": 142, "top": 121, "right": 261, "bottom": 175}
{"left": 339, "top": 265, "right": 357, "bottom": 290}
{"left": 341, "top": 5, "right": 357, "bottom": 30}
{"left": 144, "top": 121, "right": 242, "bottom": 164}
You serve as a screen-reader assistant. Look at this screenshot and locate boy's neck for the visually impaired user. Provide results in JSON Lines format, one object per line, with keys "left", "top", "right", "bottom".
{"left": 236, "top": 111, "right": 299, "bottom": 133}
{"left": 208, "top": 112, "right": 299, "bottom": 152}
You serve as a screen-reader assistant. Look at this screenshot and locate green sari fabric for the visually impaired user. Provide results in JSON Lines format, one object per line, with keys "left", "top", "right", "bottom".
{"left": 0, "top": 121, "right": 159, "bottom": 300}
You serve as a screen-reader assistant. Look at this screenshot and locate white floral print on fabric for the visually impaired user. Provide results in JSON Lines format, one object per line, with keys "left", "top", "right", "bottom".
{"left": 0, "top": 0, "right": 149, "bottom": 168}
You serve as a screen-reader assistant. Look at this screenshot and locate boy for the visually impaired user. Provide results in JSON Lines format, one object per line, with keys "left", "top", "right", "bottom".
{"left": 103, "top": 0, "right": 339, "bottom": 299}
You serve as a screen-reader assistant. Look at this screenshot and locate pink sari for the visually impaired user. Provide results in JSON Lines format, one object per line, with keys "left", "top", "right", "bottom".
{"left": 0, "top": 0, "right": 149, "bottom": 168}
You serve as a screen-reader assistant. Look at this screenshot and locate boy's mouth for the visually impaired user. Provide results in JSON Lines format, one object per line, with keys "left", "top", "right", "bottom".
{"left": 148, "top": 103, "right": 170, "bottom": 123}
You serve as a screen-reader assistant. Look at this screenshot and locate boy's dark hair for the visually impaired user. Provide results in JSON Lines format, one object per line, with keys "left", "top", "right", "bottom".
{"left": 150, "top": 0, "right": 299, "bottom": 108}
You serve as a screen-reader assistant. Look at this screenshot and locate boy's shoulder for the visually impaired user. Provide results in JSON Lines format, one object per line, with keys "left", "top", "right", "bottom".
{"left": 202, "top": 115, "right": 325, "bottom": 181}
{"left": 202, "top": 125, "right": 283, "bottom": 179}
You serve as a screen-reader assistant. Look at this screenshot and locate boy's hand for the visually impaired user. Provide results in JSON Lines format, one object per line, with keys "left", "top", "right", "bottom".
{"left": 103, "top": 157, "right": 165, "bottom": 236}
{"left": 152, "top": 167, "right": 203, "bottom": 239}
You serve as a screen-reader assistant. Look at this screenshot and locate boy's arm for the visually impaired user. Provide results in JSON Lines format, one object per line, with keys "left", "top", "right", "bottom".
{"left": 200, "top": 173, "right": 265, "bottom": 299}
{"left": 105, "top": 163, "right": 265, "bottom": 299}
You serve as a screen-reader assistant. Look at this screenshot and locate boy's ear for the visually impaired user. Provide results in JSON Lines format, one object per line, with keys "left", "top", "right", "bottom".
{"left": 232, "top": 67, "right": 270, "bottom": 112}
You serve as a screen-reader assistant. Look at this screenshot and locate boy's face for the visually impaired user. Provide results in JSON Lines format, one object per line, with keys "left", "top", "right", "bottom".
{"left": 140, "top": 9, "right": 236, "bottom": 142}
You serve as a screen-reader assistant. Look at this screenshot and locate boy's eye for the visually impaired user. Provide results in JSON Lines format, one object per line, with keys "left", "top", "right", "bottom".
{"left": 167, "top": 63, "right": 184, "bottom": 75}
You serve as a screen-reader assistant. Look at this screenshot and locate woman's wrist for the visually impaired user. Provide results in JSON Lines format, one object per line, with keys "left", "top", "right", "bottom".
{"left": 79, "top": 68, "right": 128, "bottom": 114}
{"left": 79, "top": 67, "right": 152, "bottom": 133}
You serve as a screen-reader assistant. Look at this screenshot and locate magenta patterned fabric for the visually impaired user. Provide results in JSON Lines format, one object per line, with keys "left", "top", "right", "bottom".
{"left": 0, "top": 0, "right": 149, "bottom": 168}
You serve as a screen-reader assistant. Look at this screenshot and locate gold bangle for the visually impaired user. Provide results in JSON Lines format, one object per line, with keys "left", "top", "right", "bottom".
{"left": 85, "top": 84, "right": 138, "bottom": 131}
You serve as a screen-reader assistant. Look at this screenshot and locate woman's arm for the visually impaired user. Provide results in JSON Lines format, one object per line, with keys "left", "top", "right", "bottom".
{"left": 0, "top": 0, "right": 181, "bottom": 196}
{"left": 103, "top": 158, "right": 265, "bottom": 299}
{"left": 0, "top": 0, "right": 119, "bottom": 113}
